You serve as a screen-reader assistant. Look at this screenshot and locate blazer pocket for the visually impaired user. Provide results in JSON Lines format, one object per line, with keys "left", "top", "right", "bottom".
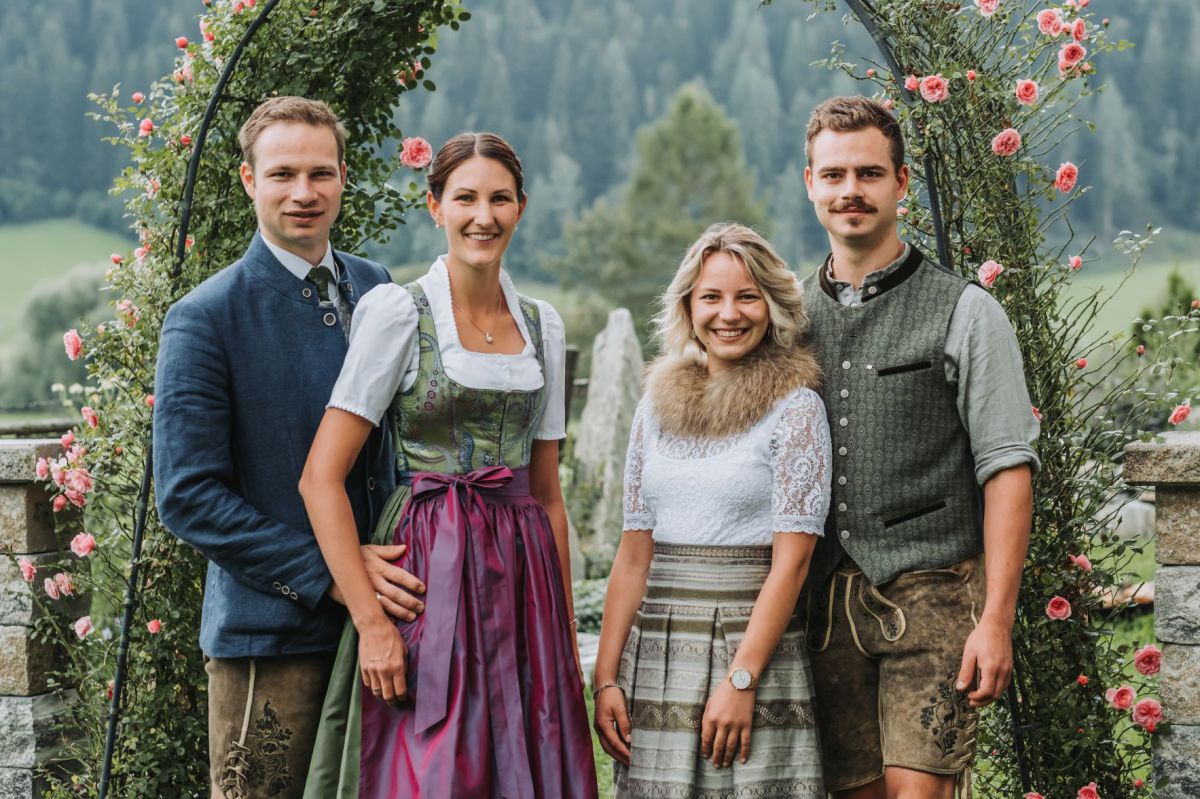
{"left": 875, "top": 359, "right": 934, "bottom": 377}
{"left": 883, "top": 500, "right": 947, "bottom": 528}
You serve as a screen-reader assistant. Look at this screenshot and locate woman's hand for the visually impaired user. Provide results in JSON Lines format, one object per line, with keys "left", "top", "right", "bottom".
{"left": 358, "top": 618, "right": 408, "bottom": 705}
{"left": 700, "top": 680, "right": 756, "bottom": 768}
{"left": 593, "top": 685, "right": 633, "bottom": 766}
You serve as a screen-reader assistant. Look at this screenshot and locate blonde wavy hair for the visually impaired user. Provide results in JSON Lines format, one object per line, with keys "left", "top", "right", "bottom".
{"left": 653, "top": 222, "right": 808, "bottom": 358}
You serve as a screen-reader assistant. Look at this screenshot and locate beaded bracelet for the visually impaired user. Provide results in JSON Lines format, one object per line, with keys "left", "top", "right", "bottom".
{"left": 592, "top": 681, "right": 621, "bottom": 700}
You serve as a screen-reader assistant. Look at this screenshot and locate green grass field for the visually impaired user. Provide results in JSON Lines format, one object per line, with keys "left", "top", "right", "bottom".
{"left": 1062, "top": 256, "right": 1200, "bottom": 340}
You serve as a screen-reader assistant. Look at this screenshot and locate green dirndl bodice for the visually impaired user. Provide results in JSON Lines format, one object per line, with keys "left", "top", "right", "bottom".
{"left": 303, "top": 282, "right": 548, "bottom": 798}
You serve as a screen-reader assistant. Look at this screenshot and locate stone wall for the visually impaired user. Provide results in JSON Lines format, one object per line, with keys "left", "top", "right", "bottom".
{"left": 0, "top": 440, "right": 79, "bottom": 799}
{"left": 1124, "top": 430, "right": 1200, "bottom": 799}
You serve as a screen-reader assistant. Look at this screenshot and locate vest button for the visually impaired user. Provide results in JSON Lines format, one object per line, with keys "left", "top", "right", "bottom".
{"left": 323, "top": 312, "right": 337, "bottom": 327}
{"left": 838, "top": 446, "right": 848, "bottom": 456}
{"left": 302, "top": 287, "right": 313, "bottom": 299}
{"left": 839, "top": 417, "right": 848, "bottom": 427}
{"left": 838, "top": 503, "right": 847, "bottom": 512}
{"left": 841, "top": 360, "right": 851, "bottom": 370}
{"left": 839, "top": 389, "right": 849, "bottom": 398}
{"left": 840, "top": 530, "right": 850, "bottom": 540}
{"left": 837, "top": 476, "right": 847, "bottom": 486}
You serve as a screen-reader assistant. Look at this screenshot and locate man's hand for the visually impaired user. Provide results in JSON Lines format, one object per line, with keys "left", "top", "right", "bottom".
{"left": 328, "top": 544, "right": 426, "bottom": 621}
{"left": 956, "top": 616, "right": 1013, "bottom": 708}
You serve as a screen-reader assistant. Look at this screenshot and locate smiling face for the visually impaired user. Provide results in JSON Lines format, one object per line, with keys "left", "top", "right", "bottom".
{"left": 427, "top": 155, "right": 527, "bottom": 275}
{"left": 240, "top": 122, "right": 346, "bottom": 265}
{"left": 689, "top": 250, "right": 771, "bottom": 373}
{"left": 804, "top": 126, "right": 908, "bottom": 252}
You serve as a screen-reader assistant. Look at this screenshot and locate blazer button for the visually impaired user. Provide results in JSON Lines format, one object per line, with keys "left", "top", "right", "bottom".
{"left": 281, "top": 584, "right": 290, "bottom": 595}
{"left": 290, "top": 591, "right": 299, "bottom": 600}
{"left": 367, "top": 476, "right": 376, "bottom": 491}
{"left": 272, "top": 581, "right": 281, "bottom": 590}
{"left": 323, "top": 312, "right": 337, "bottom": 327}
{"left": 302, "top": 287, "right": 313, "bottom": 299}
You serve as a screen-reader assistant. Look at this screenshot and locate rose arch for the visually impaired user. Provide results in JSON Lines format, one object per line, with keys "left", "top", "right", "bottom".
{"left": 19, "top": 0, "right": 1192, "bottom": 796}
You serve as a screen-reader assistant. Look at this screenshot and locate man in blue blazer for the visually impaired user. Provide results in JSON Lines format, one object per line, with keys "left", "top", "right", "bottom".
{"left": 154, "top": 97, "right": 422, "bottom": 799}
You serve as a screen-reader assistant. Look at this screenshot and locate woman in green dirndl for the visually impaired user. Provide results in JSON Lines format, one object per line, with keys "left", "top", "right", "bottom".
{"left": 300, "top": 133, "right": 597, "bottom": 798}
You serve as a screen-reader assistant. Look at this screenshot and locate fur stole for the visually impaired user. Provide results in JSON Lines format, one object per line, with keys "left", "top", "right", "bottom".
{"left": 644, "top": 343, "right": 822, "bottom": 440}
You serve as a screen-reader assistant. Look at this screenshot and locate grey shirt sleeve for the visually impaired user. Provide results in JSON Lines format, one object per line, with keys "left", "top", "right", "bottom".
{"left": 944, "top": 284, "right": 1041, "bottom": 485}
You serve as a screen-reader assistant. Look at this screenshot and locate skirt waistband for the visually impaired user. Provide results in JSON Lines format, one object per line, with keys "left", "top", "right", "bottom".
{"left": 399, "top": 465, "right": 530, "bottom": 501}
{"left": 652, "top": 541, "right": 773, "bottom": 562}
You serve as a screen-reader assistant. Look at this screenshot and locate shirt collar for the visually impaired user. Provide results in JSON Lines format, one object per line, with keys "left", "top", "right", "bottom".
{"left": 823, "top": 242, "right": 911, "bottom": 290}
{"left": 260, "top": 232, "right": 338, "bottom": 282}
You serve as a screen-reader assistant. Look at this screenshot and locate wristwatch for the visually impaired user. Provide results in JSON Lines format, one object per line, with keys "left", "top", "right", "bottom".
{"left": 728, "top": 667, "right": 755, "bottom": 691}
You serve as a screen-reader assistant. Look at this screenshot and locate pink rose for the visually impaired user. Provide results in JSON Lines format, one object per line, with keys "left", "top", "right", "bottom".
{"left": 175, "top": 36, "right": 189, "bottom": 49}
{"left": 1069, "top": 553, "right": 1092, "bottom": 571}
{"left": 63, "top": 329, "right": 83, "bottom": 361}
{"left": 67, "top": 445, "right": 86, "bottom": 465}
{"left": 1105, "top": 685, "right": 1136, "bottom": 710}
{"left": 1060, "top": 42, "right": 1087, "bottom": 67}
{"left": 147, "top": 619, "right": 162, "bottom": 634}
{"left": 138, "top": 118, "right": 154, "bottom": 137}
{"left": 1136, "top": 344, "right": 1146, "bottom": 356}
{"left": 974, "top": 0, "right": 1000, "bottom": 17}
{"left": 35, "top": 457, "right": 50, "bottom": 480}
{"left": 1132, "top": 698, "right": 1164, "bottom": 730}
{"left": 1076, "top": 358, "right": 1087, "bottom": 369}
{"left": 1168, "top": 403, "right": 1191, "bottom": 426}
{"left": 1031, "top": 405, "right": 1042, "bottom": 421}
{"left": 1055, "top": 161, "right": 1079, "bottom": 193}
{"left": 60, "top": 430, "right": 74, "bottom": 449}
{"left": 131, "top": 92, "right": 145, "bottom": 104}
{"left": 233, "top": 1, "right": 245, "bottom": 12}
{"left": 977, "top": 260, "right": 1004, "bottom": 288}
{"left": 44, "top": 577, "right": 61, "bottom": 600}
{"left": 19, "top": 558, "right": 37, "bottom": 582}
{"left": 1072, "top": 18, "right": 1087, "bottom": 41}
{"left": 65, "top": 468, "right": 93, "bottom": 495}
{"left": 74, "top": 615, "right": 93, "bottom": 639}
{"left": 134, "top": 246, "right": 148, "bottom": 262}
{"left": 53, "top": 572, "right": 75, "bottom": 597}
{"left": 883, "top": 98, "right": 895, "bottom": 111}
{"left": 1015, "top": 79, "right": 1039, "bottom": 106}
{"left": 1046, "top": 595, "right": 1072, "bottom": 620}
{"left": 1069, "top": 255, "right": 1083, "bottom": 270}
{"left": 1077, "top": 783, "right": 1100, "bottom": 799}
{"left": 919, "top": 74, "right": 950, "bottom": 103}
{"left": 65, "top": 489, "right": 87, "bottom": 509}
{"left": 991, "top": 128, "right": 1022, "bottom": 156}
{"left": 145, "top": 394, "right": 156, "bottom": 408}
{"left": 967, "top": 69, "right": 977, "bottom": 81}
{"left": 399, "top": 137, "right": 433, "bottom": 169}
{"left": 110, "top": 253, "right": 123, "bottom": 265}
{"left": 904, "top": 75, "right": 920, "bottom": 91}
{"left": 52, "top": 495, "right": 69, "bottom": 512}
{"left": 866, "top": 68, "right": 876, "bottom": 78}
{"left": 81, "top": 407, "right": 99, "bottom": 429}
{"left": 1025, "top": 794, "right": 1046, "bottom": 799}
{"left": 1037, "top": 8, "right": 1063, "bottom": 36}
{"left": 71, "top": 532, "right": 97, "bottom": 557}
{"left": 1133, "top": 644, "right": 1162, "bottom": 675}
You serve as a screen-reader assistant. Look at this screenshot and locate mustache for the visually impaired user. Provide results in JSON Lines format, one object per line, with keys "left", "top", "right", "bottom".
{"left": 833, "top": 201, "right": 877, "bottom": 213}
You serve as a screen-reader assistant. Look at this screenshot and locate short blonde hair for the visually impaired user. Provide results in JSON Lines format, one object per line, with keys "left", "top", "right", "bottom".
{"left": 653, "top": 222, "right": 808, "bottom": 357}
{"left": 239, "top": 96, "right": 347, "bottom": 168}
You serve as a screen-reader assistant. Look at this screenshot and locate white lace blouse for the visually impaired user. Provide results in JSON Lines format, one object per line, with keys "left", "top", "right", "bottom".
{"left": 327, "top": 257, "right": 567, "bottom": 439}
{"left": 623, "top": 387, "right": 832, "bottom": 545}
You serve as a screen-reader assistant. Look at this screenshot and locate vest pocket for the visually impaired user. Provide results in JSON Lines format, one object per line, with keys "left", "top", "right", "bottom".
{"left": 875, "top": 359, "right": 933, "bottom": 377}
{"left": 883, "top": 500, "right": 947, "bottom": 528}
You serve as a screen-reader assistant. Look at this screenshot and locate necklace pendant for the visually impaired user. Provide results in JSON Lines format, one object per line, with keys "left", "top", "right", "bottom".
{"left": 485, "top": 333, "right": 494, "bottom": 343}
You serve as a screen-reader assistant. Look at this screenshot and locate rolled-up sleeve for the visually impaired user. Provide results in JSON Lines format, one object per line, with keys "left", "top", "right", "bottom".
{"left": 946, "top": 285, "right": 1041, "bottom": 485}
{"left": 327, "top": 284, "right": 418, "bottom": 426}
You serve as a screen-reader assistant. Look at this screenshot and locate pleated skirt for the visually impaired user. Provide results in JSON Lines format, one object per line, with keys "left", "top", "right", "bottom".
{"left": 614, "top": 542, "right": 825, "bottom": 799}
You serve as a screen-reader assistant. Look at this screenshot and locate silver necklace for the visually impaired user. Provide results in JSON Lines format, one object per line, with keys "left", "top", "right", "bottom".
{"left": 452, "top": 290, "right": 504, "bottom": 344}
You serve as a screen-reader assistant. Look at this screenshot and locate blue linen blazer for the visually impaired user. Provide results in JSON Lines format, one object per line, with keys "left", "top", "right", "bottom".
{"left": 153, "top": 233, "right": 395, "bottom": 658}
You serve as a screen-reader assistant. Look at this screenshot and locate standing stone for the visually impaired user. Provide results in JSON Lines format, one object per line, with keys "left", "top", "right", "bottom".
{"left": 572, "top": 309, "right": 644, "bottom": 566}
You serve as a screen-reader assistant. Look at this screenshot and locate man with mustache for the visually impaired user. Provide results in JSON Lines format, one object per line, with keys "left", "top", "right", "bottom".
{"left": 153, "top": 97, "right": 424, "bottom": 798}
{"left": 797, "top": 96, "right": 1039, "bottom": 799}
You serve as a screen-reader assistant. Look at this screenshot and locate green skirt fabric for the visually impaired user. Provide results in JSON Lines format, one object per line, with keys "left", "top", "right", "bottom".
{"left": 302, "top": 484, "right": 411, "bottom": 799}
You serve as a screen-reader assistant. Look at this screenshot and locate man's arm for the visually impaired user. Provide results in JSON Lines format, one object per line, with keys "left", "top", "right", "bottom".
{"left": 956, "top": 463, "right": 1032, "bottom": 707}
{"left": 153, "top": 299, "right": 333, "bottom": 608}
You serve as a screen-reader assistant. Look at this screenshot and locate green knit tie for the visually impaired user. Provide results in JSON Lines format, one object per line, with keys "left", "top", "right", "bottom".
{"left": 306, "top": 267, "right": 333, "bottom": 303}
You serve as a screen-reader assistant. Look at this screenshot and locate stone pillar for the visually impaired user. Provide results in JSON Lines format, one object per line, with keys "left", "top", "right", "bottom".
{"left": 571, "top": 309, "right": 644, "bottom": 568}
{"left": 1124, "top": 431, "right": 1200, "bottom": 799}
{"left": 0, "top": 440, "right": 78, "bottom": 799}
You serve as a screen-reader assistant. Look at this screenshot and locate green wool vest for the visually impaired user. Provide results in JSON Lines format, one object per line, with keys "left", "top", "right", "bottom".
{"left": 800, "top": 249, "right": 983, "bottom": 589}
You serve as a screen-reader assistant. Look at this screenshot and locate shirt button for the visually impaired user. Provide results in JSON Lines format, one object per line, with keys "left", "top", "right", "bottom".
{"left": 838, "top": 446, "right": 848, "bottom": 456}
{"left": 838, "top": 476, "right": 847, "bottom": 486}
{"left": 867, "top": 285, "right": 879, "bottom": 295}
{"left": 323, "top": 312, "right": 337, "bottom": 327}
{"left": 838, "top": 502, "right": 847, "bottom": 512}
{"left": 839, "top": 417, "right": 848, "bottom": 427}
{"left": 839, "top": 389, "right": 849, "bottom": 398}
{"left": 841, "top": 360, "right": 851, "bottom": 370}
{"left": 367, "top": 476, "right": 376, "bottom": 491}
{"left": 302, "top": 287, "right": 313, "bottom": 299}
{"left": 840, "top": 530, "right": 851, "bottom": 540}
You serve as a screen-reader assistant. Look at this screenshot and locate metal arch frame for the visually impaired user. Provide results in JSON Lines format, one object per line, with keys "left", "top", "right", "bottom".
{"left": 98, "top": 2, "right": 283, "bottom": 795}
{"left": 841, "top": 1, "right": 1034, "bottom": 793}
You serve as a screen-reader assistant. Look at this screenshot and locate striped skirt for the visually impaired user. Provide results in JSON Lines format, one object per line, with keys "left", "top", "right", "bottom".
{"left": 614, "top": 543, "right": 824, "bottom": 799}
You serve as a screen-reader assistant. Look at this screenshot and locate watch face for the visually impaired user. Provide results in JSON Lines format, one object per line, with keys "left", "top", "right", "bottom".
{"left": 731, "top": 668, "right": 752, "bottom": 690}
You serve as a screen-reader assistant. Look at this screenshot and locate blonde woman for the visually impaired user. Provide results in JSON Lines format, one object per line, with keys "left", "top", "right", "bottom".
{"left": 593, "top": 222, "right": 830, "bottom": 798}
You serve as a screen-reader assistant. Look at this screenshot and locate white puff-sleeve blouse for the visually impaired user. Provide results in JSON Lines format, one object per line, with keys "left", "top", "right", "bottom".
{"left": 327, "top": 256, "right": 567, "bottom": 440}
{"left": 623, "top": 387, "right": 831, "bottom": 546}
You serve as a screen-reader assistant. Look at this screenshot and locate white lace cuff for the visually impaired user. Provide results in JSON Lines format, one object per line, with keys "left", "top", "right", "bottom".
{"left": 623, "top": 512, "right": 655, "bottom": 532}
{"left": 772, "top": 515, "right": 825, "bottom": 536}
